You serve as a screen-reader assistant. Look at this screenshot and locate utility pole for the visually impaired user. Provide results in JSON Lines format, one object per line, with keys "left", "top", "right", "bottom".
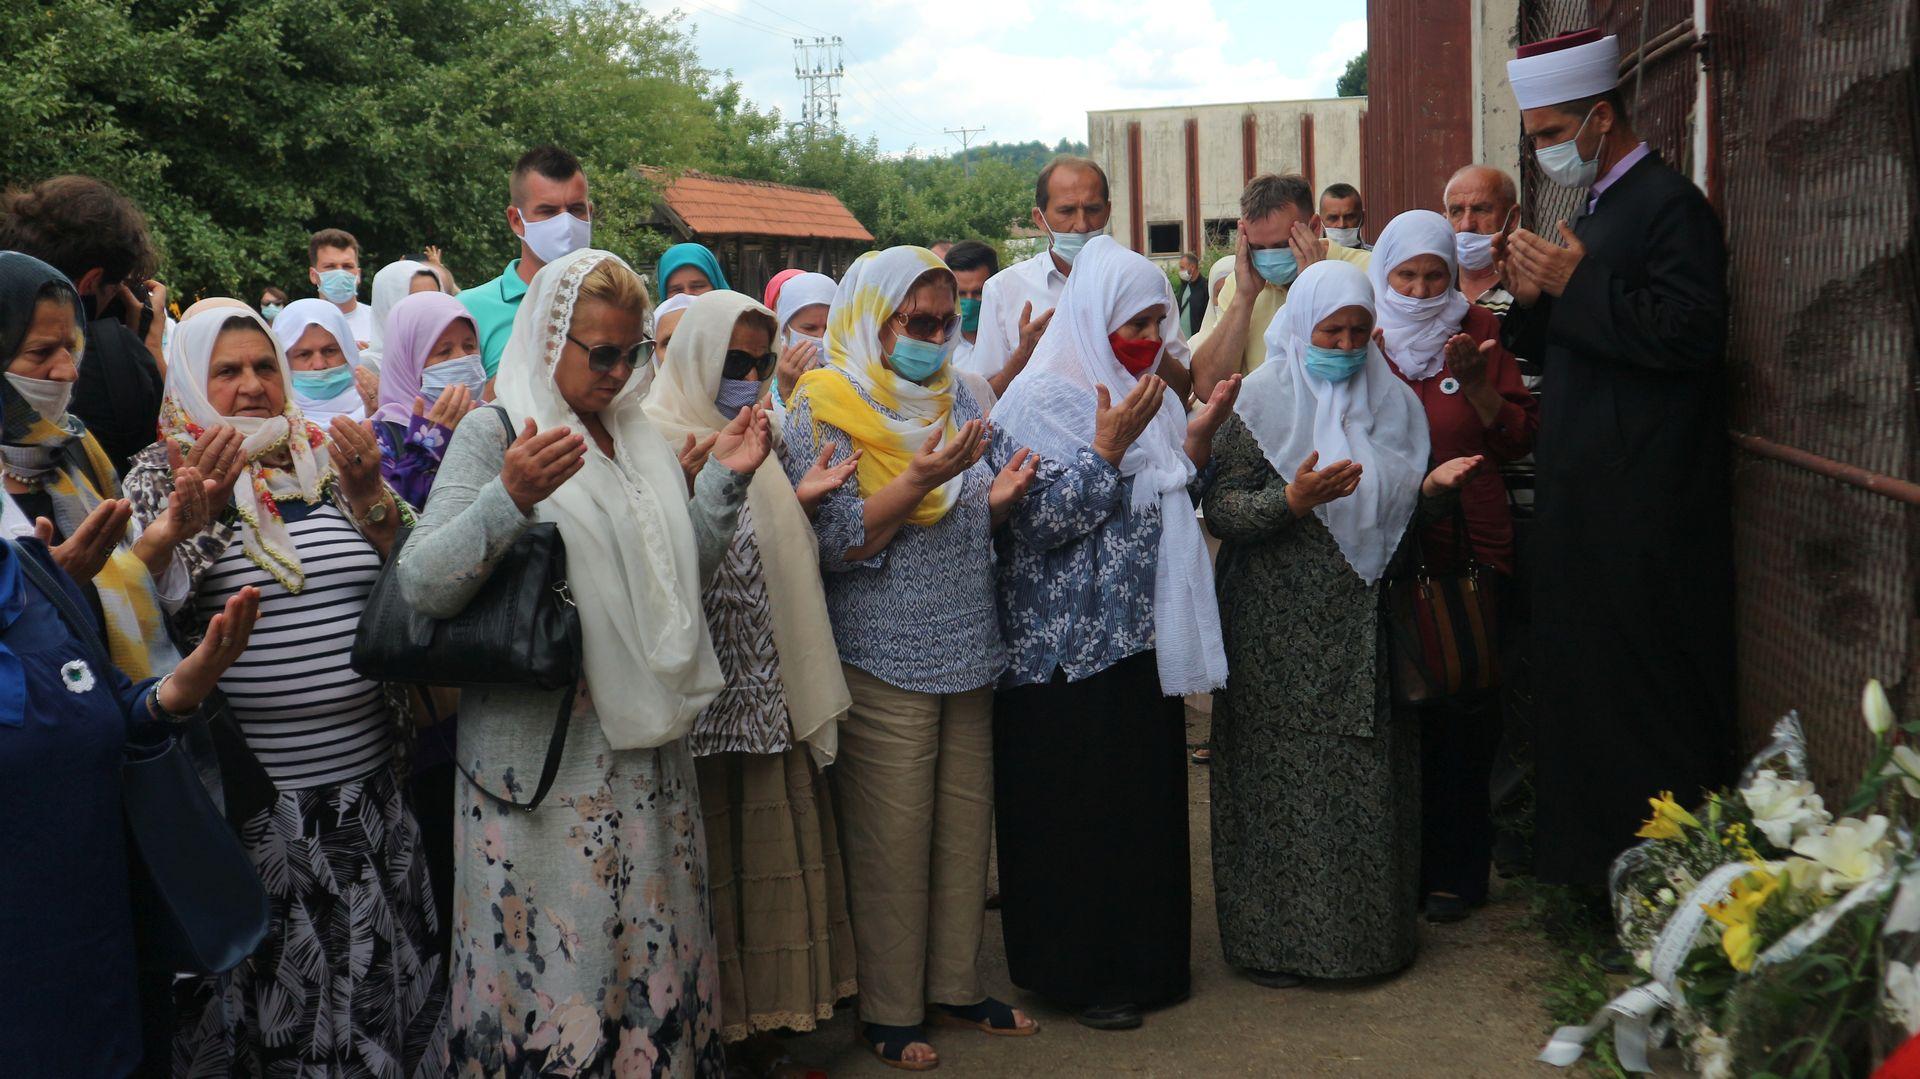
{"left": 945, "top": 126, "right": 985, "bottom": 177}
{"left": 793, "top": 36, "right": 844, "bottom": 135}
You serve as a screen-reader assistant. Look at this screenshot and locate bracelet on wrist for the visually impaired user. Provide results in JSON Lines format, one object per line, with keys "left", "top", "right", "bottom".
{"left": 146, "top": 673, "right": 199, "bottom": 723}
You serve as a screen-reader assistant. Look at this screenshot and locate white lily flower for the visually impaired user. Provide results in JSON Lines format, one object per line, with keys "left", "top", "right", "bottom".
{"left": 1888, "top": 961, "right": 1920, "bottom": 1034}
{"left": 1740, "top": 768, "right": 1831, "bottom": 848}
{"left": 1792, "top": 815, "right": 1892, "bottom": 894}
{"left": 1866, "top": 678, "right": 1896, "bottom": 735}
{"left": 1886, "top": 745, "right": 1920, "bottom": 800}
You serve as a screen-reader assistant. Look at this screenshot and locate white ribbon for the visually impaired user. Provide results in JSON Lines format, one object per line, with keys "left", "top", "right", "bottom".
{"left": 1538, "top": 982, "right": 1672, "bottom": 1073}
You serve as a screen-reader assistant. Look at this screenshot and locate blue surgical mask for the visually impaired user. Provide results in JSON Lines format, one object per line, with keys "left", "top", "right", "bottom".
{"left": 715, "top": 377, "right": 763, "bottom": 419}
{"left": 887, "top": 335, "right": 946, "bottom": 382}
{"left": 1303, "top": 344, "right": 1368, "bottom": 383}
{"left": 420, "top": 354, "right": 487, "bottom": 405}
{"left": 1047, "top": 225, "right": 1100, "bottom": 265}
{"left": 1534, "top": 106, "right": 1601, "bottom": 189}
{"left": 959, "top": 297, "right": 982, "bottom": 333}
{"left": 317, "top": 268, "right": 359, "bottom": 304}
{"left": 1251, "top": 248, "right": 1300, "bottom": 287}
{"left": 260, "top": 302, "right": 283, "bottom": 321}
{"left": 292, "top": 364, "right": 357, "bottom": 400}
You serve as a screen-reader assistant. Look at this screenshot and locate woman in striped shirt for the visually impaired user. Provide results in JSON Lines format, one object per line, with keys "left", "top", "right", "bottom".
{"left": 123, "top": 304, "right": 448, "bottom": 1076}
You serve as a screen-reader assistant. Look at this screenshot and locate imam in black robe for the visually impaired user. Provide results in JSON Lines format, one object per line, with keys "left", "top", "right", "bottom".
{"left": 1501, "top": 149, "right": 1737, "bottom": 889}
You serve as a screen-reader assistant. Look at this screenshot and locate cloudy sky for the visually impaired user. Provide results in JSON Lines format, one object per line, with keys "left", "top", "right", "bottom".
{"left": 663, "top": 0, "right": 1370, "bottom": 154}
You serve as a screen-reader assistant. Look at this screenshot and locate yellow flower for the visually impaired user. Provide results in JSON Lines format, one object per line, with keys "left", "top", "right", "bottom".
{"left": 1704, "top": 869, "right": 1781, "bottom": 972}
{"left": 1636, "top": 790, "right": 1704, "bottom": 840}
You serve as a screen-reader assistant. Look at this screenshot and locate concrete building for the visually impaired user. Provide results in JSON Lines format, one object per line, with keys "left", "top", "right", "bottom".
{"left": 1086, "top": 97, "right": 1366, "bottom": 261}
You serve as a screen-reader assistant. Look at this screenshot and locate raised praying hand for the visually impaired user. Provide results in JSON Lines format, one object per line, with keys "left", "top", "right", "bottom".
{"left": 796, "top": 446, "right": 861, "bottom": 516}
{"left": 712, "top": 400, "right": 774, "bottom": 475}
{"left": 1288, "top": 451, "right": 1362, "bottom": 517}
{"left": 37, "top": 498, "right": 132, "bottom": 582}
{"left": 1422, "top": 455, "right": 1485, "bottom": 497}
{"left": 1092, "top": 374, "right": 1165, "bottom": 466}
{"left": 989, "top": 447, "right": 1040, "bottom": 523}
{"left": 1185, "top": 373, "right": 1243, "bottom": 468}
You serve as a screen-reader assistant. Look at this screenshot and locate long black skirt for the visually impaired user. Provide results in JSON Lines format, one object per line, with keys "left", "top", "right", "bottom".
{"left": 993, "top": 650, "right": 1190, "bottom": 1007}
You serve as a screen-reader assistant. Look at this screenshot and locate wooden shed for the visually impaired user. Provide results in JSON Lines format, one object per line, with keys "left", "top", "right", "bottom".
{"left": 645, "top": 169, "right": 874, "bottom": 299}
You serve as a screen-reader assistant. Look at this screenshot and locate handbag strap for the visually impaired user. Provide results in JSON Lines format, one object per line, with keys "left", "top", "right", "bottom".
{"left": 418, "top": 679, "right": 574, "bottom": 812}
{"left": 15, "top": 543, "right": 112, "bottom": 675}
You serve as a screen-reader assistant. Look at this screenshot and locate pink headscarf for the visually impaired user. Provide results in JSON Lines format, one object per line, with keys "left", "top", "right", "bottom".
{"left": 762, "top": 268, "right": 805, "bottom": 309}
{"left": 372, "top": 291, "right": 474, "bottom": 425}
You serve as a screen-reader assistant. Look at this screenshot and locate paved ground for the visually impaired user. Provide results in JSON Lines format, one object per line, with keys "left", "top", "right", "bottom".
{"left": 780, "top": 707, "right": 1569, "bottom": 1078}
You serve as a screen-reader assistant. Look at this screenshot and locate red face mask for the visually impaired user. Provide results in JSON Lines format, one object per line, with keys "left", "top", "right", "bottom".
{"left": 1108, "top": 333, "right": 1161, "bottom": 376}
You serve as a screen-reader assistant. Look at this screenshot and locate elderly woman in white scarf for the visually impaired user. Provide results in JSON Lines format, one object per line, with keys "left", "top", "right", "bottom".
{"left": 642, "top": 288, "right": 861, "bottom": 1072}
{"left": 985, "top": 235, "right": 1240, "bottom": 1033}
{"left": 396, "top": 249, "right": 772, "bottom": 1076}
{"left": 273, "top": 297, "right": 378, "bottom": 423}
{"left": 121, "top": 303, "right": 446, "bottom": 1074}
{"left": 1203, "top": 259, "right": 1481, "bottom": 990}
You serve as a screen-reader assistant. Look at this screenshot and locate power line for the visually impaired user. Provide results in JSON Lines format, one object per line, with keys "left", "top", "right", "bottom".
{"left": 793, "top": 36, "right": 844, "bottom": 133}
{"left": 741, "top": 0, "right": 831, "bottom": 36}
{"left": 945, "top": 126, "right": 985, "bottom": 176}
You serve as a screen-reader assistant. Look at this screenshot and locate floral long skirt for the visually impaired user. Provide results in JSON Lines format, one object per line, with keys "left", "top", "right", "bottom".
{"left": 172, "top": 767, "right": 450, "bottom": 1077}
{"left": 446, "top": 709, "right": 723, "bottom": 1078}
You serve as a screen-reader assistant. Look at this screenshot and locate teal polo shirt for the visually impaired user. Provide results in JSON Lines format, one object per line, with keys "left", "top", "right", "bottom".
{"left": 459, "top": 259, "right": 529, "bottom": 378}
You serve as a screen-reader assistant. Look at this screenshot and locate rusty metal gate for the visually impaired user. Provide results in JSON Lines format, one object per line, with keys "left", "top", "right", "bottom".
{"left": 1516, "top": 0, "right": 1920, "bottom": 791}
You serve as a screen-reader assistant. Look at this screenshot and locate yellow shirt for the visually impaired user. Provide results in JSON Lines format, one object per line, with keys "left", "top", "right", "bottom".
{"left": 1192, "top": 243, "right": 1372, "bottom": 376}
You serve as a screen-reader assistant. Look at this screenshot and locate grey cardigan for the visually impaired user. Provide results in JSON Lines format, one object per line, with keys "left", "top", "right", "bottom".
{"left": 395, "top": 407, "right": 749, "bottom": 797}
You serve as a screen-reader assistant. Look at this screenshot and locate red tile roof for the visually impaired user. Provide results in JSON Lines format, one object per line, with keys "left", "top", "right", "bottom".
{"left": 651, "top": 169, "right": 874, "bottom": 243}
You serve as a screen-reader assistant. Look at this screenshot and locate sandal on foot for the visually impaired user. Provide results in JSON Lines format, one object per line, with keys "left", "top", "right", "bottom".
{"left": 930, "top": 997, "right": 1039, "bottom": 1037}
{"left": 865, "top": 1024, "right": 938, "bottom": 1071}
{"left": 1190, "top": 747, "right": 1213, "bottom": 765}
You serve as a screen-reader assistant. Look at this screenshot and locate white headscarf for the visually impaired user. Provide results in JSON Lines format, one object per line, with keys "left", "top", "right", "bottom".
{"left": 990, "top": 236, "right": 1225, "bottom": 696}
{"left": 774, "top": 272, "right": 836, "bottom": 338}
{"left": 366, "top": 259, "right": 436, "bottom": 367}
{"left": 493, "top": 249, "right": 724, "bottom": 750}
{"left": 1369, "top": 210, "right": 1470, "bottom": 381}
{"left": 1237, "top": 260, "right": 1430, "bottom": 584}
{"left": 643, "top": 290, "right": 849, "bottom": 763}
{"left": 649, "top": 292, "right": 696, "bottom": 337}
{"left": 272, "top": 298, "right": 366, "bottom": 424}
{"left": 160, "top": 305, "right": 330, "bottom": 593}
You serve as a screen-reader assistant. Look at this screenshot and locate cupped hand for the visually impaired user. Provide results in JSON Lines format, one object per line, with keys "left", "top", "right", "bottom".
{"left": 990, "top": 447, "right": 1040, "bottom": 517}
{"left": 40, "top": 498, "right": 132, "bottom": 582}
{"left": 1423, "top": 454, "right": 1485, "bottom": 496}
{"left": 327, "top": 417, "right": 384, "bottom": 505}
{"left": 776, "top": 337, "right": 820, "bottom": 405}
{"left": 422, "top": 383, "right": 477, "bottom": 431}
{"left": 713, "top": 400, "right": 774, "bottom": 475}
{"left": 184, "top": 426, "right": 247, "bottom": 510}
{"left": 796, "top": 446, "right": 861, "bottom": 514}
{"left": 905, "top": 418, "right": 987, "bottom": 490}
{"left": 501, "top": 418, "right": 587, "bottom": 514}
{"left": 1289, "top": 451, "right": 1363, "bottom": 515}
{"left": 1092, "top": 374, "right": 1165, "bottom": 465}
{"left": 159, "top": 586, "right": 261, "bottom": 713}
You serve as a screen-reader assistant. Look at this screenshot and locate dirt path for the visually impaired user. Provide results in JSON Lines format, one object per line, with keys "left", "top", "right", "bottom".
{"left": 783, "top": 708, "right": 1567, "bottom": 1077}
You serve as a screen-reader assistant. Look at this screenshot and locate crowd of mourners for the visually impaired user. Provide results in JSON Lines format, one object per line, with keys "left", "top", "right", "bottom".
{"left": 0, "top": 27, "right": 1737, "bottom": 1078}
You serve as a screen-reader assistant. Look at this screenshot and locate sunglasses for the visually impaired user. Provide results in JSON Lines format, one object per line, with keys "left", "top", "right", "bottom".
{"left": 567, "top": 333, "right": 655, "bottom": 373}
{"left": 723, "top": 348, "right": 776, "bottom": 380}
{"left": 892, "top": 310, "right": 960, "bottom": 343}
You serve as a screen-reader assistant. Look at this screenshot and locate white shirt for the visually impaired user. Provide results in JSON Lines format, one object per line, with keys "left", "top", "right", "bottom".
{"left": 338, "top": 301, "right": 375, "bottom": 351}
{"left": 960, "top": 251, "right": 1067, "bottom": 380}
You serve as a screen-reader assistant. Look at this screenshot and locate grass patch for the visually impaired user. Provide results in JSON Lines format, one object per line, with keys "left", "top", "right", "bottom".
{"left": 1521, "top": 878, "right": 1632, "bottom": 1078}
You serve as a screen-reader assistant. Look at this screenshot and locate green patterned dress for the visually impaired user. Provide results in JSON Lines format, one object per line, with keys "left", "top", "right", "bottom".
{"left": 1203, "top": 414, "right": 1440, "bottom": 981}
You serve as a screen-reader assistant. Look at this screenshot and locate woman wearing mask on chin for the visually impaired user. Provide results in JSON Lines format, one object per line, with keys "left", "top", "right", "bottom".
{"left": 781, "top": 247, "right": 1040, "bottom": 1072}
{"left": 274, "top": 297, "right": 379, "bottom": 424}
{"left": 986, "top": 236, "right": 1241, "bottom": 1032}
{"left": 1205, "top": 260, "right": 1483, "bottom": 990}
{"left": 398, "top": 250, "right": 771, "bottom": 1075}
{"left": 644, "top": 289, "right": 862, "bottom": 1075}
{"left": 371, "top": 291, "right": 487, "bottom": 510}
{"left": 1368, "top": 210, "right": 1535, "bottom": 922}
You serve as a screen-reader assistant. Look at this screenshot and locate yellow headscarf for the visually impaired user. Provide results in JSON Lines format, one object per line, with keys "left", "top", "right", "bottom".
{"left": 788, "top": 246, "right": 961, "bottom": 526}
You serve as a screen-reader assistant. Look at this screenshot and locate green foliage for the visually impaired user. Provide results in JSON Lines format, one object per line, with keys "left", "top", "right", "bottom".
{"left": 1336, "top": 50, "right": 1369, "bottom": 97}
{"left": 0, "top": 0, "right": 1046, "bottom": 298}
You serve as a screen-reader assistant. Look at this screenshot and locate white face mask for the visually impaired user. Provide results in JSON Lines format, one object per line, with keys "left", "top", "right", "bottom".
{"left": 5, "top": 372, "right": 74, "bottom": 424}
{"left": 1326, "top": 226, "right": 1364, "bottom": 248}
{"left": 1535, "top": 107, "right": 1602, "bottom": 188}
{"left": 420, "top": 354, "right": 487, "bottom": 405}
{"left": 1454, "top": 230, "right": 1497, "bottom": 271}
{"left": 515, "top": 209, "right": 593, "bottom": 264}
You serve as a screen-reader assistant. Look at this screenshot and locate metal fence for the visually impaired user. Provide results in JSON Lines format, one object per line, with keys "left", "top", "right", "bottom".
{"left": 1517, "top": 0, "right": 1920, "bottom": 791}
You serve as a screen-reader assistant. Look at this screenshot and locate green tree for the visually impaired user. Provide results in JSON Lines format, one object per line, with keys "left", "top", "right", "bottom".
{"left": 1336, "top": 50, "right": 1368, "bottom": 97}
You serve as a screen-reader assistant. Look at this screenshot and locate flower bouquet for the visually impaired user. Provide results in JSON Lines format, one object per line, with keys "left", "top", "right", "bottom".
{"left": 1546, "top": 681, "right": 1918, "bottom": 1077}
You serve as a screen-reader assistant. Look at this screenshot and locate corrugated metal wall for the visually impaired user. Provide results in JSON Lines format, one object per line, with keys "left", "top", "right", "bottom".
{"left": 1365, "top": 2, "right": 1476, "bottom": 237}
{"left": 1516, "top": 0, "right": 1920, "bottom": 790}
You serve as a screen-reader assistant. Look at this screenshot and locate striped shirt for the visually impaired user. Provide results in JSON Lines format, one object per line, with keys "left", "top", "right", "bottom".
{"left": 194, "top": 501, "right": 394, "bottom": 789}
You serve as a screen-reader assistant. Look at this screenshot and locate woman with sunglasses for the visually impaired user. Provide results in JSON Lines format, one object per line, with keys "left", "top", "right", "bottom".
{"left": 781, "top": 247, "right": 1042, "bottom": 1071}
{"left": 397, "top": 250, "right": 774, "bottom": 1074}
{"left": 644, "top": 290, "right": 861, "bottom": 1077}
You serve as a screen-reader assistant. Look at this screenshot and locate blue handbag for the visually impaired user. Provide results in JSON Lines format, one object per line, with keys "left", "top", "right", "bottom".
{"left": 15, "top": 546, "right": 271, "bottom": 974}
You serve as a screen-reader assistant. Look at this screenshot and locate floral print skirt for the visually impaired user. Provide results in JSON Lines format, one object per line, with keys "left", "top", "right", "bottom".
{"left": 447, "top": 710, "right": 723, "bottom": 1078}
{"left": 171, "top": 767, "right": 450, "bottom": 1077}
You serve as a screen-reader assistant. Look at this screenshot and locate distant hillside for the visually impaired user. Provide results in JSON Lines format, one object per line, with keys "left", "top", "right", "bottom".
{"left": 938, "top": 138, "right": 1090, "bottom": 172}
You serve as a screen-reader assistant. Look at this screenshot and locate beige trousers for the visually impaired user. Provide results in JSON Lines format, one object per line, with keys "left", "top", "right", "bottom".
{"left": 833, "top": 663, "right": 994, "bottom": 1026}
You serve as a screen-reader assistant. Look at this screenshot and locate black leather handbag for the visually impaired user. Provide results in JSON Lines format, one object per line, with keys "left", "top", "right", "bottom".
{"left": 350, "top": 406, "right": 582, "bottom": 809}
{"left": 16, "top": 545, "right": 270, "bottom": 974}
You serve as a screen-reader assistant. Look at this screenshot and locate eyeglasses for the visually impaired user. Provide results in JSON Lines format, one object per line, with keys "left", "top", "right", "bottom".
{"left": 723, "top": 349, "right": 776, "bottom": 380}
{"left": 892, "top": 310, "right": 960, "bottom": 343}
{"left": 567, "top": 333, "right": 654, "bottom": 373}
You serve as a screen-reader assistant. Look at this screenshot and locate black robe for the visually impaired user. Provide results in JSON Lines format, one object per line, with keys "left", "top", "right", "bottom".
{"left": 1502, "top": 151, "right": 1737, "bottom": 888}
